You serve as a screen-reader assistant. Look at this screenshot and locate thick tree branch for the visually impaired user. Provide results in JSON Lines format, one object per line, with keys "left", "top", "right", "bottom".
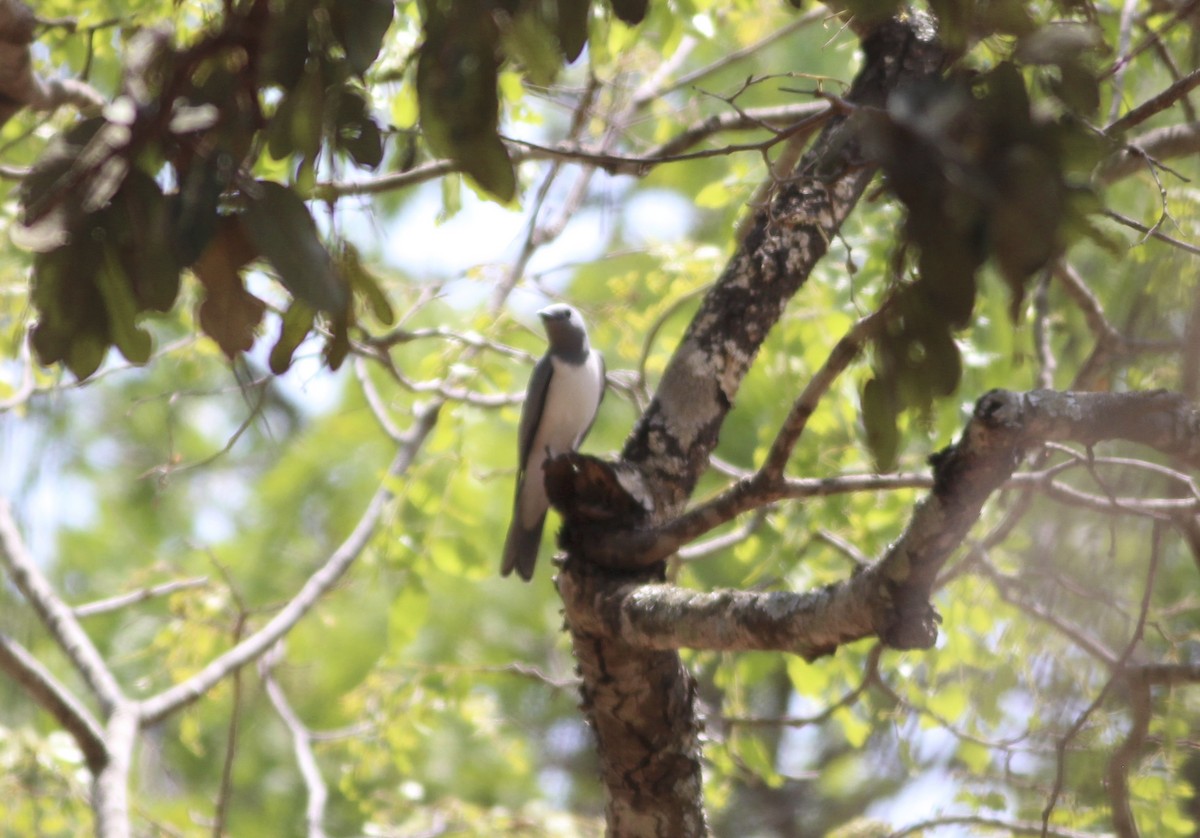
{"left": 0, "top": 0, "right": 104, "bottom": 127}
{"left": 557, "top": 19, "right": 949, "bottom": 835}
{"left": 0, "top": 500, "right": 126, "bottom": 713}
{"left": 1106, "top": 67, "right": 1200, "bottom": 134}
{"left": 1105, "top": 681, "right": 1151, "bottom": 838}
{"left": 92, "top": 702, "right": 138, "bottom": 838}
{"left": 1097, "top": 121, "right": 1200, "bottom": 183}
{"left": 564, "top": 390, "right": 1200, "bottom": 658}
{"left": 0, "top": 631, "right": 108, "bottom": 773}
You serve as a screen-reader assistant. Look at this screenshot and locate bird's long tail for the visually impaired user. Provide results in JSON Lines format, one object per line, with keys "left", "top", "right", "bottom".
{"left": 500, "top": 513, "right": 546, "bottom": 581}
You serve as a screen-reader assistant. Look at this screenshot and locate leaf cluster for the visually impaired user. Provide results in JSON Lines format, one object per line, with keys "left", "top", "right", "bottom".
{"left": 860, "top": 24, "right": 1107, "bottom": 468}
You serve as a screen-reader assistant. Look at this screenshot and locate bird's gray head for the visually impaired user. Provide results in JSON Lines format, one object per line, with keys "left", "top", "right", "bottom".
{"left": 538, "top": 304, "right": 590, "bottom": 361}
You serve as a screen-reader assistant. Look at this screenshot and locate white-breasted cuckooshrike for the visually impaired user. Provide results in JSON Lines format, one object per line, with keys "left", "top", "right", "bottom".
{"left": 501, "top": 304, "right": 605, "bottom": 581}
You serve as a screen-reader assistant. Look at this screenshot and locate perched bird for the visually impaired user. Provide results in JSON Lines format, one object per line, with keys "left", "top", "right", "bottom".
{"left": 501, "top": 304, "right": 606, "bottom": 581}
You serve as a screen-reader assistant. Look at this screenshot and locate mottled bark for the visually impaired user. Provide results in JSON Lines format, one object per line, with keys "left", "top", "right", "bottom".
{"left": 556, "top": 17, "right": 949, "bottom": 836}
{"left": 562, "top": 389, "right": 1200, "bottom": 658}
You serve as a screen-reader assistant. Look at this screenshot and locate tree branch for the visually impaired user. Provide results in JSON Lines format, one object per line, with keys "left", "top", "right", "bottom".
{"left": 0, "top": 499, "right": 126, "bottom": 713}
{"left": 260, "top": 642, "right": 328, "bottom": 838}
{"left": 72, "top": 577, "right": 209, "bottom": 619}
{"left": 0, "top": 630, "right": 108, "bottom": 773}
{"left": 557, "top": 19, "right": 950, "bottom": 834}
{"left": 1097, "top": 121, "right": 1200, "bottom": 184}
{"left": 137, "top": 403, "right": 440, "bottom": 724}
{"left": 92, "top": 701, "right": 139, "bottom": 838}
{"left": 564, "top": 389, "right": 1200, "bottom": 660}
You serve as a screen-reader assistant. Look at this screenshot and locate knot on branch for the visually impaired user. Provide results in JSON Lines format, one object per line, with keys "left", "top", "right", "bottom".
{"left": 880, "top": 597, "right": 942, "bottom": 651}
{"left": 545, "top": 453, "right": 675, "bottom": 574}
{"left": 545, "top": 451, "right": 652, "bottom": 524}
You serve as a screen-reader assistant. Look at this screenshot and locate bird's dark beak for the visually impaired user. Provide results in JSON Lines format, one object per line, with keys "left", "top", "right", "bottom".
{"left": 537, "top": 306, "right": 567, "bottom": 321}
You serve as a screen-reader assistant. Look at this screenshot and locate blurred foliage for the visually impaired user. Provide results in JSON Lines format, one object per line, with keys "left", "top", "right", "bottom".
{"left": 0, "top": 0, "right": 1198, "bottom": 835}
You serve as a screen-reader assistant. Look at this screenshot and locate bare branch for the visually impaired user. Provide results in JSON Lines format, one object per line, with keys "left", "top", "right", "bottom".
{"left": 317, "top": 102, "right": 828, "bottom": 199}
{"left": 0, "top": 631, "right": 107, "bottom": 773}
{"left": 677, "top": 507, "right": 770, "bottom": 561}
{"left": 889, "top": 815, "right": 1097, "bottom": 838}
{"left": 260, "top": 642, "right": 328, "bottom": 838}
{"left": 1130, "top": 662, "right": 1200, "bottom": 685}
{"left": 649, "top": 9, "right": 827, "bottom": 103}
{"left": 1098, "top": 121, "right": 1200, "bottom": 184}
{"left": 0, "top": 499, "right": 126, "bottom": 713}
{"left": 1041, "top": 522, "right": 1161, "bottom": 836}
{"left": 137, "top": 403, "right": 441, "bottom": 725}
{"left": 353, "top": 356, "right": 406, "bottom": 443}
{"left": 761, "top": 305, "right": 889, "bottom": 481}
{"left": 72, "top": 577, "right": 209, "bottom": 619}
{"left": 1106, "top": 67, "right": 1200, "bottom": 134}
{"left": 1105, "top": 681, "right": 1151, "bottom": 838}
{"left": 0, "top": 0, "right": 104, "bottom": 128}
{"left": 92, "top": 702, "right": 139, "bottom": 838}
{"left": 212, "top": 613, "right": 248, "bottom": 838}
{"left": 565, "top": 470, "right": 931, "bottom": 571}
{"left": 1102, "top": 208, "right": 1200, "bottom": 257}
{"left": 565, "top": 389, "right": 1200, "bottom": 659}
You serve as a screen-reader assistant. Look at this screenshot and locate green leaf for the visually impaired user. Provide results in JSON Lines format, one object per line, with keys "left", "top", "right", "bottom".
{"left": 607, "top": 0, "right": 648, "bottom": 25}
{"left": 95, "top": 247, "right": 152, "bottom": 365}
{"left": 262, "top": 0, "right": 316, "bottom": 89}
{"left": 500, "top": 9, "right": 563, "bottom": 87}
{"left": 416, "top": 11, "right": 516, "bottom": 202}
{"left": 453, "top": 133, "right": 517, "bottom": 204}
{"left": 339, "top": 242, "right": 395, "bottom": 325}
{"left": 108, "top": 170, "right": 181, "bottom": 313}
{"left": 266, "top": 64, "right": 325, "bottom": 162}
{"left": 29, "top": 241, "right": 109, "bottom": 374}
{"left": 328, "top": 0, "right": 394, "bottom": 76}
{"left": 555, "top": 0, "right": 590, "bottom": 62}
{"left": 861, "top": 376, "right": 899, "bottom": 472}
{"left": 270, "top": 300, "right": 317, "bottom": 374}
{"left": 241, "top": 181, "right": 349, "bottom": 314}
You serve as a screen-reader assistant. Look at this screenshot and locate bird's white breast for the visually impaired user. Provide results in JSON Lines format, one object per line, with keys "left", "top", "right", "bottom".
{"left": 538, "top": 350, "right": 604, "bottom": 450}
{"left": 518, "top": 349, "right": 604, "bottom": 527}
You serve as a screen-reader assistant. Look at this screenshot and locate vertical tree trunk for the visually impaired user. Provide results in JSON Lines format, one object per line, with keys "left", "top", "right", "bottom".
{"left": 558, "top": 17, "right": 948, "bottom": 835}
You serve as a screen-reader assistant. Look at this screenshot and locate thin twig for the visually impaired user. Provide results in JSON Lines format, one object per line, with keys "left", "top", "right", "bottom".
{"left": 137, "top": 402, "right": 441, "bottom": 724}
{"left": 1039, "top": 522, "right": 1162, "bottom": 837}
{"left": 73, "top": 577, "right": 209, "bottom": 619}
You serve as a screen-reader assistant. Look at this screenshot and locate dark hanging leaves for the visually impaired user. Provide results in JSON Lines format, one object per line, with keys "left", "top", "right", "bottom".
{"left": 22, "top": 166, "right": 182, "bottom": 379}
{"left": 335, "top": 89, "right": 384, "bottom": 170}
{"left": 193, "top": 217, "right": 266, "bottom": 358}
{"left": 416, "top": 6, "right": 516, "bottom": 202}
{"left": 262, "top": 0, "right": 317, "bottom": 90}
{"left": 858, "top": 42, "right": 1101, "bottom": 468}
{"left": 241, "top": 180, "right": 349, "bottom": 315}
{"left": 328, "top": 0, "right": 395, "bottom": 77}
{"left": 606, "top": 0, "right": 648, "bottom": 25}
{"left": 270, "top": 300, "right": 317, "bottom": 374}
{"left": 555, "top": 0, "right": 590, "bottom": 62}
{"left": 29, "top": 240, "right": 110, "bottom": 380}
